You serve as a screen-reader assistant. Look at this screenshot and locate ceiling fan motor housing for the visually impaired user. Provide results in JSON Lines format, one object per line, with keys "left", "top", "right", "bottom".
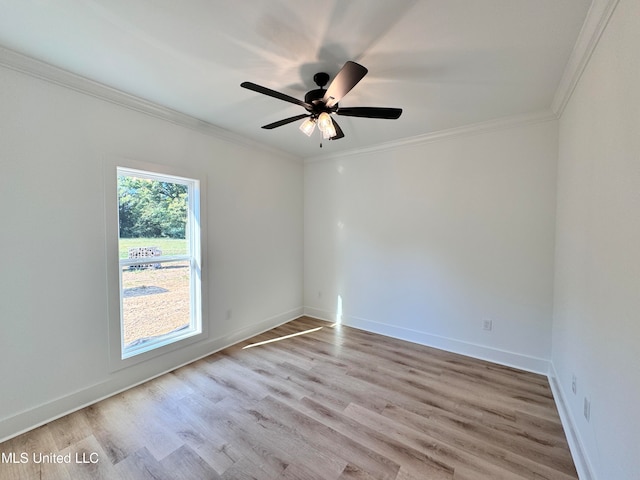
{"left": 304, "top": 72, "right": 335, "bottom": 114}
{"left": 304, "top": 88, "right": 335, "bottom": 111}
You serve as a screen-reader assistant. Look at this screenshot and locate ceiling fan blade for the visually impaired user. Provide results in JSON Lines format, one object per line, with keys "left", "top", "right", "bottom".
{"left": 262, "top": 114, "right": 310, "bottom": 129}
{"left": 336, "top": 107, "right": 402, "bottom": 119}
{"left": 330, "top": 118, "right": 345, "bottom": 140}
{"left": 322, "top": 61, "right": 368, "bottom": 108}
{"left": 241, "top": 82, "right": 312, "bottom": 110}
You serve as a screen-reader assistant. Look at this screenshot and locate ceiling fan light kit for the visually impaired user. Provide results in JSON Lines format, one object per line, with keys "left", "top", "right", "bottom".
{"left": 316, "top": 112, "right": 330, "bottom": 131}
{"left": 299, "top": 117, "right": 316, "bottom": 137}
{"left": 241, "top": 61, "right": 402, "bottom": 144}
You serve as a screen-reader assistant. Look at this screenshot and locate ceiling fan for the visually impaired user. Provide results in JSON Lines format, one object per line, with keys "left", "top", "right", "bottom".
{"left": 240, "top": 61, "right": 402, "bottom": 142}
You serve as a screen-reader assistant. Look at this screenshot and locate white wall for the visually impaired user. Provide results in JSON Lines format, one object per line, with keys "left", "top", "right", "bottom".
{"left": 552, "top": 0, "right": 640, "bottom": 478}
{"left": 3, "top": 5, "right": 637, "bottom": 474}
{"left": 304, "top": 120, "right": 558, "bottom": 372}
{"left": 0, "top": 64, "right": 303, "bottom": 440}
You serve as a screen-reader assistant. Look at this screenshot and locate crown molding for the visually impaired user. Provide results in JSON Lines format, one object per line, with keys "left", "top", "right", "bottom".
{"left": 1, "top": 0, "right": 616, "bottom": 167}
{"left": 0, "top": 46, "right": 299, "bottom": 163}
{"left": 304, "top": 109, "right": 558, "bottom": 163}
{"left": 551, "top": 0, "right": 620, "bottom": 117}
{"left": 306, "top": 0, "right": 622, "bottom": 165}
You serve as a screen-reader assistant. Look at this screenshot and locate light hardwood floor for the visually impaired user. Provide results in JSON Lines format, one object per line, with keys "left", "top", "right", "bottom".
{"left": 0, "top": 317, "right": 577, "bottom": 479}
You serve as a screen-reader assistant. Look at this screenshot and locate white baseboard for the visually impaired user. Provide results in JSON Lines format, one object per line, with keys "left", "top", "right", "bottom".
{"left": 304, "top": 307, "right": 549, "bottom": 375}
{"left": 548, "top": 363, "right": 597, "bottom": 480}
{"left": 303, "top": 306, "right": 335, "bottom": 323}
{"left": 0, "top": 307, "right": 303, "bottom": 443}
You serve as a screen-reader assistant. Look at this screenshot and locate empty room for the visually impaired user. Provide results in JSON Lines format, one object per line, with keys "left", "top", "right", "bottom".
{"left": 0, "top": 1, "right": 638, "bottom": 479}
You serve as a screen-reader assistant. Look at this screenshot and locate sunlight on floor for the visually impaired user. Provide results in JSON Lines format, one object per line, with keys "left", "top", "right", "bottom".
{"left": 242, "top": 326, "right": 324, "bottom": 349}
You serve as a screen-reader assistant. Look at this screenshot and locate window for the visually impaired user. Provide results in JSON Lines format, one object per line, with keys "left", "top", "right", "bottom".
{"left": 106, "top": 161, "right": 205, "bottom": 367}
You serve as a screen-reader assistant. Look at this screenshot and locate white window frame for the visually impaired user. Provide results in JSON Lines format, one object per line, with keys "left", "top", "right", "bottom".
{"left": 105, "top": 158, "right": 207, "bottom": 371}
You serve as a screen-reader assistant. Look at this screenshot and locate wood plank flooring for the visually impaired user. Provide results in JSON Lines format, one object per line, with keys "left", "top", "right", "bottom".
{"left": 0, "top": 317, "right": 577, "bottom": 479}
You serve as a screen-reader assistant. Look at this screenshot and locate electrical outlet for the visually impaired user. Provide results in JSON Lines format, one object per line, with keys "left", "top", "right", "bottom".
{"left": 317, "top": 290, "right": 323, "bottom": 299}
{"left": 583, "top": 397, "right": 591, "bottom": 422}
{"left": 226, "top": 309, "right": 233, "bottom": 320}
{"left": 572, "top": 374, "right": 577, "bottom": 394}
{"left": 482, "top": 320, "right": 493, "bottom": 331}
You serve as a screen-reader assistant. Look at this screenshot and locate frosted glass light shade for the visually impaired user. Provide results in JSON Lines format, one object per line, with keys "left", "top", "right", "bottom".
{"left": 299, "top": 118, "right": 316, "bottom": 136}
{"left": 317, "top": 112, "right": 332, "bottom": 132}
{"left": 323, "top": 122, "right": 337, "bottom": 139}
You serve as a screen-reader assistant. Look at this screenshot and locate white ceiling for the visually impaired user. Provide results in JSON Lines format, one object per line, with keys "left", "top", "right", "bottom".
{"left": 0, "top": 0, "right": 592, "bottom": 158}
